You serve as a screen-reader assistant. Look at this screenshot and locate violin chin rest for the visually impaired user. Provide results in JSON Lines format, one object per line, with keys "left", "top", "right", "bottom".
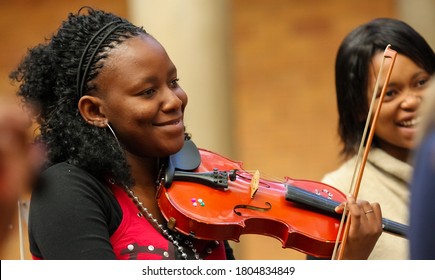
{"left": 170, "top": 139, "right": 202, "bottom": 171}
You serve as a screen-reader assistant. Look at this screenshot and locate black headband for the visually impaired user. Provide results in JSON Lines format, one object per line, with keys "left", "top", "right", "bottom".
{"left": 76, "top": 21, "right": 129, "bottom": 99}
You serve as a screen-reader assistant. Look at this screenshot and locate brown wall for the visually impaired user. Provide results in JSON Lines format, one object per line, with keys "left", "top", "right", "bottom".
{"left": 0, "top": 0, "right": 128, "bottom": 97}
{"left": 0, "top": 0, "right": 396, "bottom": 259}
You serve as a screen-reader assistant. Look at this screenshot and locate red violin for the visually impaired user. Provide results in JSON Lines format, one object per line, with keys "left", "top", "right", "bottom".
{"left": 156, "top": 139, "right": 407, "bottom": 258}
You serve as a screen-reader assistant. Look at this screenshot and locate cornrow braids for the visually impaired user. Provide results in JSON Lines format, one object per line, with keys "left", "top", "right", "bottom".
{"left": 10, "top": 7, "right": 148, "bottom": 187}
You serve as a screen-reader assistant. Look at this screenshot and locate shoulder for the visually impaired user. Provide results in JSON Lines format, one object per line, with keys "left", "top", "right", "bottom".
{"left": 32, "top": 162, "right": 113, "bottom": 205}
{"left": 41, "top": 162, "right": 95, "bottom": 181}
{"left": 30, "top": 162, "right": 121, "bottom": 227}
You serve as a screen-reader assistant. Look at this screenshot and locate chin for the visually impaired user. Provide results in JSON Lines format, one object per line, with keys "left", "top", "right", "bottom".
{"left": 165, "top": 137, "right": 186, "bottom": 156}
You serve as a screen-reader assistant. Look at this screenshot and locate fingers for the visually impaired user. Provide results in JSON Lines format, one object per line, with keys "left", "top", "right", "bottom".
{"left": 336, "top": 194, "right": 383, "bottom": 259}
{"left": 346, "top": 195, "right": 382, "bottom": 222}
{"left": 362, "top": 201, "right": 381, "bottom": 220}
{"left": 334, "top": 194, "right": 381, "bottom": 218}
{"left": 334, "top": 193, "right": 357, "bottom": 214}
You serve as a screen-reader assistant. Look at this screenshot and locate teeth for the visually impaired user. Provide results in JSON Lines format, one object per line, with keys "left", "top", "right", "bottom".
{"left": 399, "top": 117, "right": 420, "bottom": 127}
{"left": 156, "top": 119, "right": 180, "bottom": 126}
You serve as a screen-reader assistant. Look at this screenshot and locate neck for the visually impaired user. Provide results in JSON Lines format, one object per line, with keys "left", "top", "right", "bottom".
{"left": 126, "top": 152, "right": 160, "bottom": 186}
{"left": 124, "top": 151, "right": 165, "bottom": 224}
{"left": 375, "top": 141, "right": 410, "bottom": 163}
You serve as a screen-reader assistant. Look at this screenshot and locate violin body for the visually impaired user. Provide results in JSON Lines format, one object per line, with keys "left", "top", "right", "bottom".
{"left": 157, "top": 147, "right": 348, "bottom": 258}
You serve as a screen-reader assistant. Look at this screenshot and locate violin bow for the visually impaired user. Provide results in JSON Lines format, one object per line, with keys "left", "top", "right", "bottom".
{"left": 331, "top": 44, "right": 398, "bottom": 260}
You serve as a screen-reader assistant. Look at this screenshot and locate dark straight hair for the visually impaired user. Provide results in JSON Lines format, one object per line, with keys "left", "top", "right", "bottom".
{"left": 335, "top": 18, "right": 435, "bottom": 158}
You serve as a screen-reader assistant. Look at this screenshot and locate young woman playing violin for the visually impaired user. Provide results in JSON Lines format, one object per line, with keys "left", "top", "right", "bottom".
{"left": 313, "top": 18, "right": 435, "bottom": 260}
{"left": 11, "top": 7, "right": 383, "bottom": 260}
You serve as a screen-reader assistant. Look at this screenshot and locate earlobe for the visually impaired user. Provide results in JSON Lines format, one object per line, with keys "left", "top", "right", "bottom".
{"left": 78, "top": 96, "right": 107, "bottom": 127}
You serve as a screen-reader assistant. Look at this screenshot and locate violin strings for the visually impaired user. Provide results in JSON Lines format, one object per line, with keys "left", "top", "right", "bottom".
{"left": 240, "top": 170, "right": 287, "bottom": 182}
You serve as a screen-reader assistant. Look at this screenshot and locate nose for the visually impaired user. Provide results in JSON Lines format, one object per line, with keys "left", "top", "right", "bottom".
{"left": 162, "top": 87, "right": 187, "bottom": 112}
{"left": 400, "top": 92, "right": 422, "bottom": 111}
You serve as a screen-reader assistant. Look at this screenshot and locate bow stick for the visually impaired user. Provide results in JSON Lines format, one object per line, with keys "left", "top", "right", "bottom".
{"left": 332, "top": 45, "right": 398, "bottom": 260}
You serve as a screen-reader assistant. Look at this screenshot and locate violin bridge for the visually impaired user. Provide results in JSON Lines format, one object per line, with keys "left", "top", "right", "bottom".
{"left": 250, "top": 170, "right": 260, "bottom": 198}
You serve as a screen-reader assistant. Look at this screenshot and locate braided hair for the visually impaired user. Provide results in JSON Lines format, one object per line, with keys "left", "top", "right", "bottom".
{"left": 10, "top": 7, "right": 147, "bottom": 186}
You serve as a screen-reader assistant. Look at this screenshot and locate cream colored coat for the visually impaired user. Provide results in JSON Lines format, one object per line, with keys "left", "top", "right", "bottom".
{"left": 322, "top": 148, "right": 411, "bottom": 260}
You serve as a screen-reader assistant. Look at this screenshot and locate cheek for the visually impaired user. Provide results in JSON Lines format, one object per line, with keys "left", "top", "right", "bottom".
{"left": 108, "top": 103, "right": 157, "bottom": 141}
{"left": 373, "top": 109, "right": 395, "bottom": 136}
{"left": 110, "top": 99, "right": 156, "bottom": 122}
{"left": 126, "top": 109, "right": 156, "bottom": 130}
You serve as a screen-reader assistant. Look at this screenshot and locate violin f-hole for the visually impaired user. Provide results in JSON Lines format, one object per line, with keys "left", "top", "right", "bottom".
{"left": 233, "top": 202, "right": 272, "bottom": 216}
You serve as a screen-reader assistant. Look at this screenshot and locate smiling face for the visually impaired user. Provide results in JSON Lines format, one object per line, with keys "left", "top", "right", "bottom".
{"left": 367, "top": 52, "right": 431, "bottom": 161}
{"left": 91, "top": 34, "right": 188, "bottom": 159}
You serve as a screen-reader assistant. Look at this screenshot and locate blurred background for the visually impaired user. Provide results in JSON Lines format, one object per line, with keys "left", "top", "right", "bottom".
{"left": 0, "top": 0, "right": 434, "bottom": 260}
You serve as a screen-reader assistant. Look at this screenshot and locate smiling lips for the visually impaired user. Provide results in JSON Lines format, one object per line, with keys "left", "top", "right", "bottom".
{"left": 397, "top": 117, "right": 420, "bottom": 128}
{"left": 154, "top": 117, "right": 182, "bottom": 127}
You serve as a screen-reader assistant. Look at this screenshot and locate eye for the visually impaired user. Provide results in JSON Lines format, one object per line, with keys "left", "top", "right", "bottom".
{"left": 416, "top": 77, "right": 429, "bottom": 88}
{"left": 381, "top": 89, "right": 398, "bottom": 102}
{"left": 139, "top": 88, "right": 156, "bottom": 96}
{"left": 385, "top": 89, "right": 396, "bottom": 97}
{"left": 169, "top": 78, "right": 180, "bottom": 88}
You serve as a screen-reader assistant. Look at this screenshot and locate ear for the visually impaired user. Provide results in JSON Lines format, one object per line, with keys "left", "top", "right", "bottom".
{"left": 78, "top": 95, "right": 107, "bottom": 128}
